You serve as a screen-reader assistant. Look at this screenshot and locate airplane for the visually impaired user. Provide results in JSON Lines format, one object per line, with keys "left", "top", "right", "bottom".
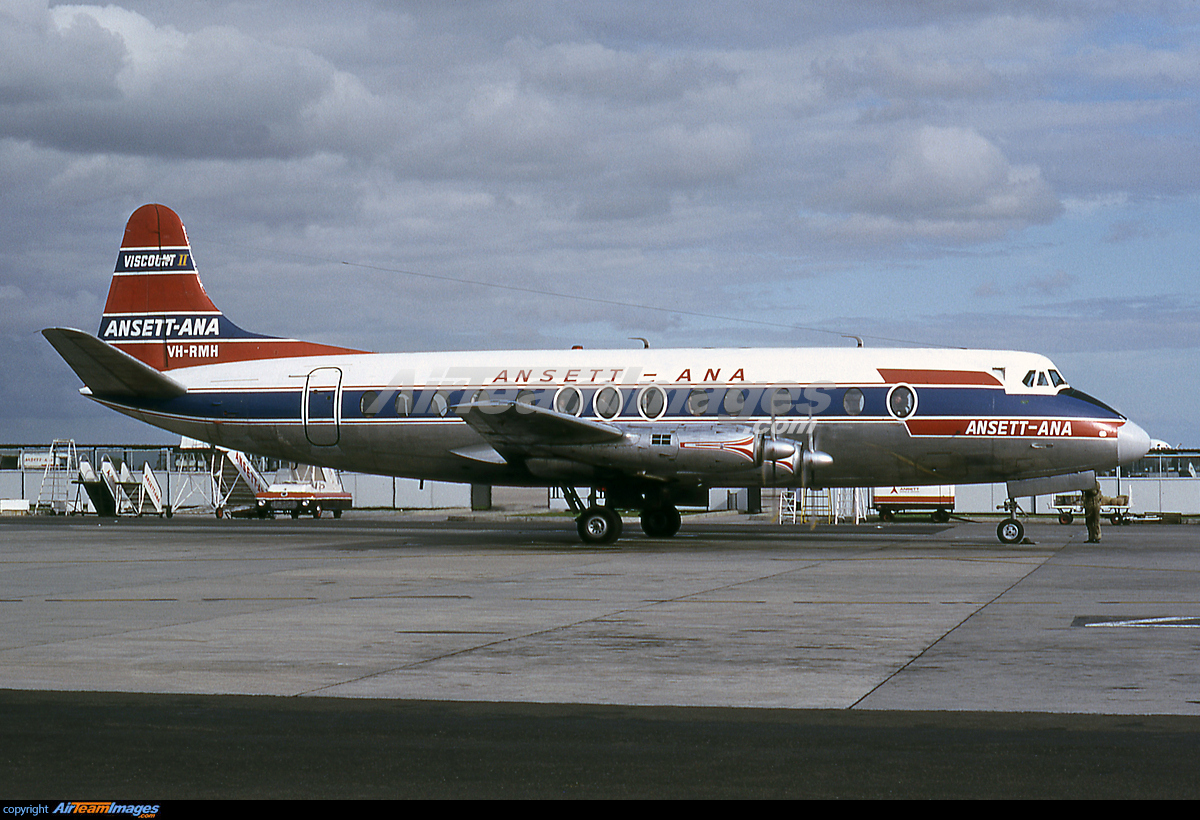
{"left": 44, "top": 204, "right": 1151, "bottom": 545}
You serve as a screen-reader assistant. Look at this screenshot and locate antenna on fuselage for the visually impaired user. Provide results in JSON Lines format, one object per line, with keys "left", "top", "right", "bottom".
{"left": 629, "top": 337, "right": 650, "bottom": 349}
{"left": 842, "top": 335, "right": 863, "bottom": 348}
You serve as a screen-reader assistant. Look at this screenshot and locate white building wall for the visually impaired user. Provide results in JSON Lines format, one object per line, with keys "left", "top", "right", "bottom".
{"left": 951, "top": 477, "right": 1200, "bottom": 516}
{"left": 0, "top": 469, "right": 471, "bottom": 512}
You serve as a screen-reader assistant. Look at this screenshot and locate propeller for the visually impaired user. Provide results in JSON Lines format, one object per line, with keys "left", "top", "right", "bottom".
{"left": 761, "top": 410, "right": 796, "bottom": 485}
{"left": 798, "top": 406, "right": 834, "bottom": 528}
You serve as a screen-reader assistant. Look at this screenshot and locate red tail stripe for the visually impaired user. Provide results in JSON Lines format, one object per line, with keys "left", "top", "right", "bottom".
{"left": 114, "top": 339, "right": 365, "bottom": 370}
{"left": 103, "top": 273, "right": 218, "bottom": 314}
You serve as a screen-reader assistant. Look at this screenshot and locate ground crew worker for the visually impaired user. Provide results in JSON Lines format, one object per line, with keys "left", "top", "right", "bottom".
{"left": 1083, "top": 484, "right": 1102, "bottom": 543}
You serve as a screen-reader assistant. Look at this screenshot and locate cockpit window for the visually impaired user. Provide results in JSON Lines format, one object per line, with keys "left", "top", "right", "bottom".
{"left": 1037, "top": 372, "right": 1049, "bottom": 387}
{"left": 1022, "top": 370, "right": 1036, "bottom": 388}
{"left": 1048, "top": 370, "right": 1065, "bottom": 387}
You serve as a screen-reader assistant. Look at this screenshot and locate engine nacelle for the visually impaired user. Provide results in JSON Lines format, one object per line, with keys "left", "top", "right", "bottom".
{"left": 544, "top": 424, "right": 802, "bottom": 478}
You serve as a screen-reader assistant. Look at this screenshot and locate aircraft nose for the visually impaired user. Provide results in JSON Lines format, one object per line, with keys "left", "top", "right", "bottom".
{"left": 1117, "top": 420, "right": 1151, "bottom": 465}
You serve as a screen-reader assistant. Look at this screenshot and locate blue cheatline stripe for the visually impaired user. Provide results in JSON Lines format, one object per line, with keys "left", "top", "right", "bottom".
{"left": 118, "top": 384, "right": 1123, "bottom": 425}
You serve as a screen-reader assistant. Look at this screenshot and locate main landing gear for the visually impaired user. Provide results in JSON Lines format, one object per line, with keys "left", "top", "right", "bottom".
{"left": 576, "top": 504, "right": 623, "bottom": 544}
{"left": 561, "top": 487, "right": 682, "bottom": 545}
{"left": 640, "top": 505, "right": 682, "bottom": 538}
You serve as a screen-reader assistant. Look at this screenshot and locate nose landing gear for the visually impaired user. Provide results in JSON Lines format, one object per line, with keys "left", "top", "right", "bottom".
{"left": 997, "top": 498, "right": 1025, "bottom": 544}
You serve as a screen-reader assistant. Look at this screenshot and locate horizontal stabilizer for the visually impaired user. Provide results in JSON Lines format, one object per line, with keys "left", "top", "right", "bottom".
{"left": 42, "top": 327, "right": 187, "bottom": 399}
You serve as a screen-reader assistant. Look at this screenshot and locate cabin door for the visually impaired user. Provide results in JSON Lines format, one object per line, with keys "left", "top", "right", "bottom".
{"left": 304, "top": 367, "right": 342, "bottom": 446}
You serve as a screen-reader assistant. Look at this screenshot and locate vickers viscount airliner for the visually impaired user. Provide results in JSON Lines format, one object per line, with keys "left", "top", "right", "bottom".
{"left": 44, "top": 204, "right": 1151, "bottom": 544}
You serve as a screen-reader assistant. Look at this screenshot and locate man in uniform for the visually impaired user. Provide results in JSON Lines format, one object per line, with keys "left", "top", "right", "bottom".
{"left": 1083, "top": 484, "right": 1102, "bottom": 543}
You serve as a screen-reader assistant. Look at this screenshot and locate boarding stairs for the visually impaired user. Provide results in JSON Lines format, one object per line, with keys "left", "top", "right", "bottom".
{"left": 34, "top": 440, "right": 84, "bottom": 515}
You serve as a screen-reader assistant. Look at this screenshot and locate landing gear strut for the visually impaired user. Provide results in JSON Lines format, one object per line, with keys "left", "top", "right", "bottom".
{"left": 562, "top": 487, "right": 683, "bottom": 544}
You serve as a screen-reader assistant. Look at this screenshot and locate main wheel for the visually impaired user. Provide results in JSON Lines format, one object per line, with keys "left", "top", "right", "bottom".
{"left": 640, "top": 506, "right": 682, "bottom": 538}
{"left": 577, "top": 506, "right": 622, "bottom": 545}
{"left": 1059, "top": 511, "right": 1074, "bottom": 525}
{"left": 931, "top": 508, "right": 950, "bottom": 524}
{"left": 997, "top": 518, "right": 1024, "bottom": 544}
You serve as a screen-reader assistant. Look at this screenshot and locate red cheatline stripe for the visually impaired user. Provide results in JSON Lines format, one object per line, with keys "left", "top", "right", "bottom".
{"left": 877, "top": 368, "right": 1002, "bottom": 386}
{"left": 904, "top": 418, "right": 1124, "bottom": 438}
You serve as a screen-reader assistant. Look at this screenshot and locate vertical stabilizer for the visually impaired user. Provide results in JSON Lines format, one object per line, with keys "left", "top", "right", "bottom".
{"left": 98, "top": 204, "right": 365, "bottom": 370}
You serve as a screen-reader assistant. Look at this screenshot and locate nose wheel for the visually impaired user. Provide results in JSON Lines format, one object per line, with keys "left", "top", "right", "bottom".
{"left": 997, "top": 498, "right": 1025, "bottom": 544}
{"left": 997, "top": 518, "right": 1025, "bottom": 544}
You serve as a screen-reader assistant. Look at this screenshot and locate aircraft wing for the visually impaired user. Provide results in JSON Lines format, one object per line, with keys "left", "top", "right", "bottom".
{"left": 42, "top": 328, "right": 187, "bottom": 400}
{"left": 460, "top": 400, "right": 626, "bottom": 451}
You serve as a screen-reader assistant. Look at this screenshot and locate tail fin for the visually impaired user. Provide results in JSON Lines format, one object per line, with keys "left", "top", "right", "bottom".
{"left": 99, "top": 204, "right": 364, "bottom": 370}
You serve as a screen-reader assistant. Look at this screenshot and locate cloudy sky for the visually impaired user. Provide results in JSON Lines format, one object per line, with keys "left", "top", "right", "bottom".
{"left": 2, "top": 1, "right": 1198, "bottom": 445}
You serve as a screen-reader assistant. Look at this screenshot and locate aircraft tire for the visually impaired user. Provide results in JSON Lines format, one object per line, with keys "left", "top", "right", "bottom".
{"left": 577, "top": 506, "right": 622, "bottom": 545}
{"left": 932, "top": 508, "right": 950, "bottom": 524}
{"left": 997, "top": 518, "right": 1024, "bottom": 544}
{"left": 1059, "top": 512, "right": 1074, "bottom": 525}
{"left": 640, "top": 506, "right": 682, "bottom": 538}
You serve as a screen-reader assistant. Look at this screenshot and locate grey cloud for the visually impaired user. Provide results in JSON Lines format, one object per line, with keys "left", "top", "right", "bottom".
{"left": 814, "top": 48, "right": 997, "bottom": 101}
{"left": 809, "top": 126, "right": 1061, "bottom": 241}
{"left": 507, "top": 38, "right": 738, "bottom": 103}
{"left": 0, "top": 7, "right": 353, "bottom": 159}
{"left": 0, "top": 6, "right": 125, "bottom": 105}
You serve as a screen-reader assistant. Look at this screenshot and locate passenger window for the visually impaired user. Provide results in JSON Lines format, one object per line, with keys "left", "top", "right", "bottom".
{"left": 431, "top": 392, "right": 450, "bottom": 417}
{"left": 360, "top": 391, "right": 379, "bottom": 417}
{"left": 555, "top": 386, "right": 583, "bottom": 417}
{"left": 593, "top": 386, "right": 622, "bottom": 419}
{"left": 842, "top": 388, "right": 864, "bottom": 416}
{"left": 722, "top": 389, "right": 747, "bottom": 416}
{"left": 395, "top": 392, "right": 412, "bottom": 416}
{"left": 686, "top": 389, "right": 710, "bottom": 416}
{"left": 638, "top": 386, "right": 667, "bottom": 420}
{"left": 887, "top": 385, "right": 916, "bottom": 419}
{"left": 1022, "top": 371, "right": 1036, "bottom": 388}
{"left": 769, "top": 388, "right": 792, "bottom": 415}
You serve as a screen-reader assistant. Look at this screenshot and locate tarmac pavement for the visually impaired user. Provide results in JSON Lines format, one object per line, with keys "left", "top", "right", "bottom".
{"left": 2, "top": 512, "right": 1198, "bottom": 797}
